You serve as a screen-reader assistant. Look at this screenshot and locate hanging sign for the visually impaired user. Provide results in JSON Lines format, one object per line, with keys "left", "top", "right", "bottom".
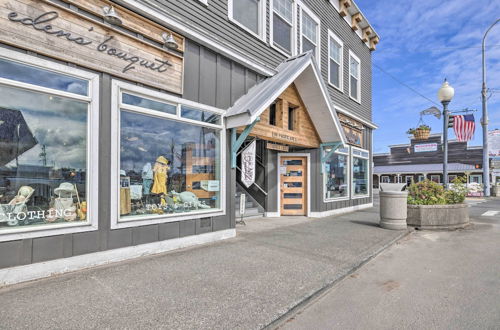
{"left": 266, "top": 142, "right": 289, "bottom": 152}
{"left": 414, "top": 143, "right": 438, "bottom": 153}
{"left": 488, "top": 130, "right": 500, "bottom": 157}
{"left": 241, "top": 140, "right": 256, "bottom": 188}
{"left": 0, "top": 0, "right": 183, "bottom": 94}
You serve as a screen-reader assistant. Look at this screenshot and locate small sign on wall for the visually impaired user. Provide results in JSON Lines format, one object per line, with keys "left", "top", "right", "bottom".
{"left": 414, "top": 143, "right": 438, "bottom": 153}
{"left": 241, "top": 140, "right": 256, "bottom": 188}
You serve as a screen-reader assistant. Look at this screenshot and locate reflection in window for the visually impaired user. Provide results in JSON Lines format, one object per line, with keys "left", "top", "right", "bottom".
{"left": 0, "top": 86, "right": 89, "bottom": 230}
{"left": 181, "top": 106, "right": 221, "bottom": 125}
{"left": 301, "top": 10, "right": 318, "bottom": 57}
{"left": 324, "top": 149, "right": 348, "bottom": 199}
{"left": 122, "top": 93, "right": 176, "bottom": 115}
{"left": 119, "top": 110, "right": 221, "bottom": 220}
{"left": 0, "top": 58, "right": 88, "bottom": 96}
{"left": 353, "top": 155, "right": 368, "bottom": 196}
{"left": 231, "top": 0, "right": 261, "bottom": 34}
{"left": 273, "top": 0, "right": 294, "bottom": 53}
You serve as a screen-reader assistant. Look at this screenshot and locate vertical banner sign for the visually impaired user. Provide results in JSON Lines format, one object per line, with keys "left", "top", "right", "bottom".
{"left": 488, "top": 130, "right": 500, "bottom": 157}
{"left": 241, "top": 140, "right": 256, "bottom": 188}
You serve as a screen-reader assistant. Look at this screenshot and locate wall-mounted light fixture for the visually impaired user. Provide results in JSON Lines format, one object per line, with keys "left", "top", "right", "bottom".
{"left": 162, "top": 32, "right": 179, "bottom": 49}
{"left": 102, "top": 6, "right": 122, "bottom": 26}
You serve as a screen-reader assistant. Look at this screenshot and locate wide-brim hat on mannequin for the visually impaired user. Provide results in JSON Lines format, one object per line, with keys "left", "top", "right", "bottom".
{"left": 54, "top": 182, "right": 77, "bottom": 196}
{"left": 155, "top": 156, "right": 169, "bottom": 165}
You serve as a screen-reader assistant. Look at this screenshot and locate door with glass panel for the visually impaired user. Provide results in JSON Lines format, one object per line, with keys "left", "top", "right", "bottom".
{"left": 280, "top": 156, "right": 307, "bottom": 216}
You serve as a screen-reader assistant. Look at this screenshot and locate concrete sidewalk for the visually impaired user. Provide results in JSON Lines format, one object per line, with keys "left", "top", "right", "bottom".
{"left": 0, "top": 206, "right": 407, "bottom": 330}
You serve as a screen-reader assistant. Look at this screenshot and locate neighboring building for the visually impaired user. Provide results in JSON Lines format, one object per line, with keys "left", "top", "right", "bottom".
{"left": 373, "top": 134, "right": 484, "bottom": 187}
{"left": 0, "top": 0, "right": 378, "bottom": 283}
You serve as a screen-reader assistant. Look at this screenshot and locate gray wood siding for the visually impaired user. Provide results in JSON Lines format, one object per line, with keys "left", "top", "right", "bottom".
{"left": 146, "top": 0, "right": 373, "bottom": 122}
{"left": 183, "top": 40, "right": 264, "bottom": 108}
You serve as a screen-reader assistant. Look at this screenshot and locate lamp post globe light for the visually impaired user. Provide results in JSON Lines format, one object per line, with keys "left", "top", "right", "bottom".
{"left": 438, "top": 79, "right": 454, "bottom": 189}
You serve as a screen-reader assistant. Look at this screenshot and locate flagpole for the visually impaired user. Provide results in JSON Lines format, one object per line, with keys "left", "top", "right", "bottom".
{"left": 481, "top": 19, "right": 500, "bottom": 197}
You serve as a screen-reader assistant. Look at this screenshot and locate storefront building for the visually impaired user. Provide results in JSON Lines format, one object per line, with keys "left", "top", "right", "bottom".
{"left": 0, "top": 0, "right": 377, "bottom": 284}
{"left": 373, "top": 134, "right": 485, "bottom": 192}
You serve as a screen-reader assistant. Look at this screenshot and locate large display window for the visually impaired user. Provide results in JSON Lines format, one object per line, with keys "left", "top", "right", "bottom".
{"left": 323, "top": 146, "right": 349, "bottom": 200}
{"left": 0, "top": 50, "right": 99, "bottom": 241}
{"left": 111, "top": 81, "right": 225, "bottom": 228}
{"left": 352, "top": 147, "right": 369, "bottom": 197}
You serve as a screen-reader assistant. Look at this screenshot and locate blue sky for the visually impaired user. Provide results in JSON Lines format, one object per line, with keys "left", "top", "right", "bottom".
{"left": 355, "top": 0, "right": 500, "bottom": 153}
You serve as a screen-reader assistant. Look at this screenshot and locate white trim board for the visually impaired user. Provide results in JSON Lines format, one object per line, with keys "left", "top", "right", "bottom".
{"left": 310, "top": 203, "right": 373, "bottom": 218}
{"left": 0, "top": 229, "right": 236, "bottom": 287}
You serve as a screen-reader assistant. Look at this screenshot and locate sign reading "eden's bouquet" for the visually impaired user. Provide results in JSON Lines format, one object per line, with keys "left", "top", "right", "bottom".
{"left": 0, "top": 0, "right": 183, "bottom": 94}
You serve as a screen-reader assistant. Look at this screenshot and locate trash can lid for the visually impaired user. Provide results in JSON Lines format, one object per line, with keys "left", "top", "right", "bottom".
{"left": 380, "top": 183, "right": 407, "bottom": 192}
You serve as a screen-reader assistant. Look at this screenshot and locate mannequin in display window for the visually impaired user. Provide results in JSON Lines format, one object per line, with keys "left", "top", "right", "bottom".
{"left": 142, "top": 162, "right": 153, "bottom": 195}
{"left": 151, "top": 156, "right": 170, "bottom": 196}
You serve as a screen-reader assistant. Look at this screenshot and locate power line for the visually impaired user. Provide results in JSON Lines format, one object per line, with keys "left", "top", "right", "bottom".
{"left": 373, "top": 63, "right": 441, "bottom": 106}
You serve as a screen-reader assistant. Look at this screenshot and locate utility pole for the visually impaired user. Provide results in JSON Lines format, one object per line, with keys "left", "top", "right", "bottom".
{"left": 481, "top": 18, "right": 500, "bottom": 197}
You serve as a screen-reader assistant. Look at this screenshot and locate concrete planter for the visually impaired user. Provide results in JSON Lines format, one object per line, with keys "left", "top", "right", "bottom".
{"left": 407, "top": 204, "right": 469, "bottom": 230}
{"left": 491, "top": 186, "right": 500, "bottom": 197}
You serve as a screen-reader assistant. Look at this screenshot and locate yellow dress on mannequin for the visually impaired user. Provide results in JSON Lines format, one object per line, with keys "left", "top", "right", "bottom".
{"left": 151, "top": 156, "right": 170, "bottom": 195}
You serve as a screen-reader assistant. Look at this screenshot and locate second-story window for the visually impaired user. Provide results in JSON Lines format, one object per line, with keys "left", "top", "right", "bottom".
{"left": 328, "top": 31, "right": 343, "bottom": 91}
{"left": 349, "top": 51, "right": 361, "bottom": 102}
{"left": 229, "top": 0, "right": 264, "bottom": 38}
{"left": 300, "top": 6, "right": 320, "bottom": 66}
{"left": 272, "top": 0, "right": 295, "bottom": 54}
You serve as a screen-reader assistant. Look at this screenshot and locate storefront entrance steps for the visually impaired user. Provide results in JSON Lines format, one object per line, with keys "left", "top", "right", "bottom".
{"left": 0, "top": 206, "right": 410, "bottom": 329}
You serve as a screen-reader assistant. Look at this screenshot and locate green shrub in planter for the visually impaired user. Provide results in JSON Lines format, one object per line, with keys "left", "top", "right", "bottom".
{"left": 407, "top": 178, "right": 467, "bottom": 205}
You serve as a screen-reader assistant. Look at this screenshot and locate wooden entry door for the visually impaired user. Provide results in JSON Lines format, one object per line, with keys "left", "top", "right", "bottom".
{"left": 280, "top": 156, "right": 307, "bottom": 216}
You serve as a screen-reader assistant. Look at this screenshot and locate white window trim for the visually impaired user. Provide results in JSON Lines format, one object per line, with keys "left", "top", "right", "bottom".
{"left": 351, "top": 146, "right": 370, "bottom": 199}
{"left": 381, "top": 175, "right": 390, "bottom": 183}
{"left": 110, "top": 80, "right": 226, "bottom": 229}
{"left": 418, "top": 175, "right": 425, "bottom": 182}
{"left": 323, "top": 147, "right": 350, "bottom": 202}
{"left": 277, "top": 153, "right": 311, "bottom": 217}
{"left": 430, "top": 175, "right": 441, "bottom": 183}
{"left": 328, "top": 30, "right": 343, "bottom": 92}
{"left": 228, "top": 0, "right": 266, "bottom": 41}
{"left": 298, "top": 2, "right": 321, "bottom": 68}
{"left": 270, "top": 0, "right": 297, "bottom": 57}
{"left": 348, "top": 50, "right": 361, "bottom": 104}
{"left": 0, "top": 48, "right": 99, "bottom": 242}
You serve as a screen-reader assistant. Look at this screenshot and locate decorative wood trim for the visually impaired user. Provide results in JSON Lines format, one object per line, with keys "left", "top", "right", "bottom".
{"left": 351, "top": 12, "right": 362, "bottom": 31}
{"left": 59, "top": 0, "right": 184, "bottom": 52}
{"left": 362, "top": 26, "right": 373, "bottom": 42}
{"left": 339, "top": 0, "right": 352, "bottom": 17}
{"left": 369, "top": 36, "right": 380, "bottom": 51}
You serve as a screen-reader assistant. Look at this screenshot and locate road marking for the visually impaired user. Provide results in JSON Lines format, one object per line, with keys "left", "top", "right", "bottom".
{"left": 481, "top": 211, "right": 500, "bottom": 217}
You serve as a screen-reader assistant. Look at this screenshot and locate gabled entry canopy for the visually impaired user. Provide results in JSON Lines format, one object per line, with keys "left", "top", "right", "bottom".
{"left": 225, "top": 52, "right": 346, "bottom": 146}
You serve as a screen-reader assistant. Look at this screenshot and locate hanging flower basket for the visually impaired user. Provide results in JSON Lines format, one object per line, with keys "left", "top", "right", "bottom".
{"left": 407, "top": 125, "right": 431, "bottom": 140}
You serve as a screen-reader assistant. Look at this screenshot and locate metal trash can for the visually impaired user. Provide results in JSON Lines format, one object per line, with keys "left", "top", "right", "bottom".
{"left": 379, "top": 183, "right": 408, "bottom": 230}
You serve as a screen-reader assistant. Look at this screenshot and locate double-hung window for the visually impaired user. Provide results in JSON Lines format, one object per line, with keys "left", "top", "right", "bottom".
{"left": 229, "top": 0, "right": 265, "bottom": 39}
{"left": 272, "top": 0, "right": 295, "bottom": 55}
{"left": 0, "top": 49, "right": 99, "bottom": 241}
{"left": 328, "top": 31, "right": 343, "bottom": 91}
{"left": 352, "top": 147, "right": 369, "bottom": 197}
{"left": 111, "top": 81, "right": 225, "bottom": 229}
{"left": 349, "top": 51, "right": 361, "bottom": 102}
{"left": 300, "top": 5, "right": 320, "bottom": 66}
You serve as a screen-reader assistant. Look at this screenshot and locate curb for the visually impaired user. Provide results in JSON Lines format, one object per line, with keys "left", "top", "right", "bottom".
{"left": 264, "top": 228, "right": 414, "bottom": 330}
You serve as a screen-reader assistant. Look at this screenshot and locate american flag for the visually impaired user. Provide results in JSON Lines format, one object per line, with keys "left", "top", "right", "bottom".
{"left": 453, "top": 114, "right": 475, "bottom": 142}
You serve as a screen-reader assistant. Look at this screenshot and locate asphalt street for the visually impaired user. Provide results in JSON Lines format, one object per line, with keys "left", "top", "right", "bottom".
{"left": 281, "top": 198, "right": 500, "bottom": 330}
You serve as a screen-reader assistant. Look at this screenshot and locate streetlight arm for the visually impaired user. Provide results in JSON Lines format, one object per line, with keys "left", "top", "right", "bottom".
{"left": 482, "top": 19, "right": 500, "bottom": 85}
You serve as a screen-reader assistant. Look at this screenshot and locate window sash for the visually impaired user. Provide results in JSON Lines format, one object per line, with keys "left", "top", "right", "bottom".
{"left": 301, "top": 12, "right": 317, "bottom": 42}
{"left": 273, "top": 0, "right": 293, "bottom": 23}
{"left": 231, "top": 0, "right": 261, "bottom": 35}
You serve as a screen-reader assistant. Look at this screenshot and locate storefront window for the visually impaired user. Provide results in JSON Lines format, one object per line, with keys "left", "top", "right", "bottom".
{"left": 0, "top": 57, "right": 96, "bottom": 234}
{"left": 352, "top": 148, "right": 369, "bottom": 196}
{"left": 117, "top": 90, "right": 223, "bottom": 223}
{"left": 323, "top": 147, "right": 349, "bottom": 199}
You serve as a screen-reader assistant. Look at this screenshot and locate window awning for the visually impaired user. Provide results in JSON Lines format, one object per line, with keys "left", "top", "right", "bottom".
{"left": 225, "top": 52, "right": 346, "bottom": 146}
